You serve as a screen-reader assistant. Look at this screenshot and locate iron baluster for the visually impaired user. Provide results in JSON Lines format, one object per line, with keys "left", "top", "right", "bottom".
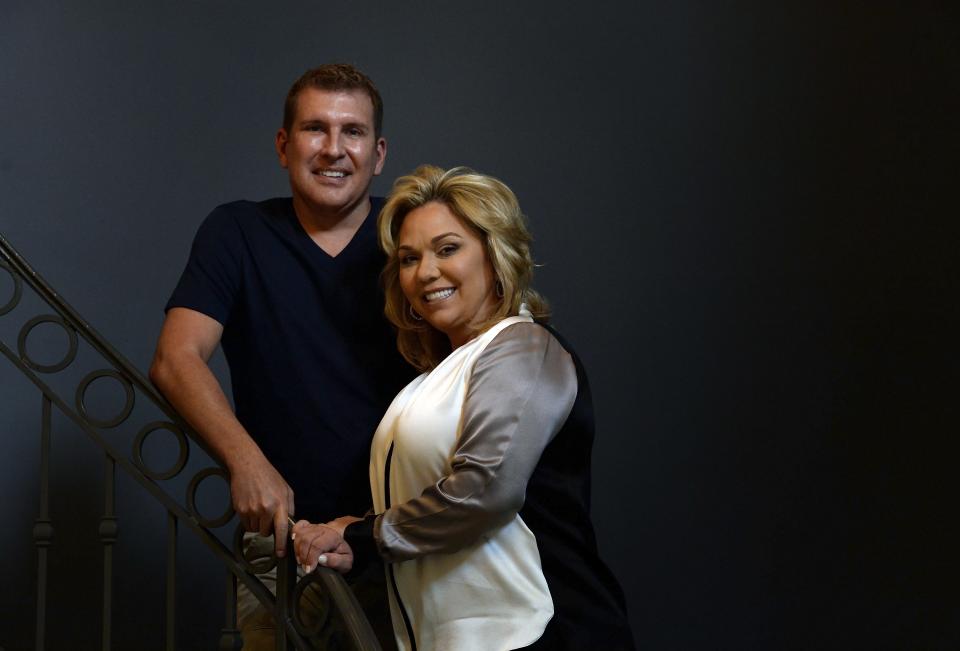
{"left": 220, "top": 571, "right": 243, "bottom": 650}
{"left": 100, "top": 454, "right": 118, "bottom": 650}
{"left": 276, "top": 552, "right": 293, "bottom": 651}
{"left": 165, "top": 511, "right": 177, "bottom": 651}
{"left": 33, "top": 394, "right": 53, "bottom": 651}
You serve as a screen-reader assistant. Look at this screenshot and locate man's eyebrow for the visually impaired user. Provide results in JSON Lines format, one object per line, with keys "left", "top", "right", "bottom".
{"left": 298, "top": 118, "right": 369, "bottom": 129}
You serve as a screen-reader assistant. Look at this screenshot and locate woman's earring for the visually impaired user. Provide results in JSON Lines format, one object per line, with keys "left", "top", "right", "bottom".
{"left": 495, "top": 279, "right": 505, "bottom": 298}
{"left": 409, "top": 303, "right": 423, "bottom": 321}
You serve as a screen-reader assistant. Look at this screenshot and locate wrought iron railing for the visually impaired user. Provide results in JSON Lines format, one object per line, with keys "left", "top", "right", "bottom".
{"left": 0, "top": 232, "right": 381, "bottom": 650}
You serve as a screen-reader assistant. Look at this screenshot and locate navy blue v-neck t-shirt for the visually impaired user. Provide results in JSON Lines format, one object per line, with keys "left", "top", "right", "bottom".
{"left": 166, "top": 197, "right": 413, "bottom": 522}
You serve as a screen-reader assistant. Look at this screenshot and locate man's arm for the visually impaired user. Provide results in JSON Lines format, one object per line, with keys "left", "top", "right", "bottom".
{"left": 149, "top": 306, "right": 294, "bottom": 556}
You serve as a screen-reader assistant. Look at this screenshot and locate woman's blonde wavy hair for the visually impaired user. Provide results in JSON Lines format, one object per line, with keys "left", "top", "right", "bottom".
{"left": 378, "top": 165, "right": 549, "bottom": 371}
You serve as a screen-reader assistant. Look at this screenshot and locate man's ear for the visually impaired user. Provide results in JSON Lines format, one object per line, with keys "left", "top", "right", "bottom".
{"left": 373, "top": 136, "right": 387, "bottom": 176}
{"left": 275, "top": 128, "right": 289, "bottom": 168}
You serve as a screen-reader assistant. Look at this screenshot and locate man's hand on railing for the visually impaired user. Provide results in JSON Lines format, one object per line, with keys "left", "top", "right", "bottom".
{"left": 228, "top": 451, "right": 296, "bottom": 557}
{"left": 291, "top": 516, "right": 360, "bottom": 574}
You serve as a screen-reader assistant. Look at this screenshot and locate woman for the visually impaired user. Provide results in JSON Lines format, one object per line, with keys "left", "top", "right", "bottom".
{"left": 293, "top": 166, "right": 634, "bottom": 651}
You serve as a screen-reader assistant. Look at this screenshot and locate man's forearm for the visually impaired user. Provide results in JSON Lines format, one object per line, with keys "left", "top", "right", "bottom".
{"left": 150, "top": 309, "right": 294, "bottom": 549}
{"left": 150, "top": 348, "right": 264, "bottom": 472}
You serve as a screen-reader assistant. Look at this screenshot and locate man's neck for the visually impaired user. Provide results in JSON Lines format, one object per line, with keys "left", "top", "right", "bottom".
{"left": 293, "top": 195, "right": 371, "bottom": 257}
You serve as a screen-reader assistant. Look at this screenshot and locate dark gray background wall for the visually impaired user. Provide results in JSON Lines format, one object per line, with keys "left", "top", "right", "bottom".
{"left": 1, "top": 1, "right": 957, "bottom": 649}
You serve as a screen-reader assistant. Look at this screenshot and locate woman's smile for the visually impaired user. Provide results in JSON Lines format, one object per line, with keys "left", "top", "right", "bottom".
{"left": 423, "top": 287, "right": 456, "bottom": 302}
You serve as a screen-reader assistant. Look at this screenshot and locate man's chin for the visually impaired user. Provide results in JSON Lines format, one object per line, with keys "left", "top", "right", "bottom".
{"left": 294, "top": 187, "right": 372, "bottom": 219}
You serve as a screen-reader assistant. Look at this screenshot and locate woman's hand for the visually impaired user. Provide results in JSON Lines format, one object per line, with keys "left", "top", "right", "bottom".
{"left": 324, "top": 515, "right": 362, "bottom": 537}
{"left": 291, "top": 518, "right": 359, "bottom": 574}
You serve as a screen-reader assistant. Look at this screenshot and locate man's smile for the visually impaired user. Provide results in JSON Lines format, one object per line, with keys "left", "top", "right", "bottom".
{"left": 314, "top": 169, "right": 348, "bottom": 178}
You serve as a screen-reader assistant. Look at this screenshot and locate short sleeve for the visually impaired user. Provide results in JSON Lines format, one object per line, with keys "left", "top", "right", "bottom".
{"left": 165, "top": 206, "right": 244, "bottom": 325}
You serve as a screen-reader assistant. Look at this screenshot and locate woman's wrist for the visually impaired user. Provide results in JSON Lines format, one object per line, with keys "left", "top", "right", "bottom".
{"left": 343, "top": 514, "right": 381, "bottom": 572}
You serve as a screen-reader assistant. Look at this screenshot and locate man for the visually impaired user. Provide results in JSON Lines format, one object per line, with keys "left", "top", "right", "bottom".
{"left": 150, "top": 64, "right": 411, "bottom": 648}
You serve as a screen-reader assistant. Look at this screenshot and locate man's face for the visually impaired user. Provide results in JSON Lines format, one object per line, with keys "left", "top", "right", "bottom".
{"left": 276, "top": 88, "right": 386, "bottom": 220}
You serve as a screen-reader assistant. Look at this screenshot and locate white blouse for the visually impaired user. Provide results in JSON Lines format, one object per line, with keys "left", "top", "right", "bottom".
{"left": 368, "top": 312, "right": 578, "bottom": 651}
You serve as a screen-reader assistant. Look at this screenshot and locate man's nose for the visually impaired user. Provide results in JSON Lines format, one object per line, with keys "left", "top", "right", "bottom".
{"left": 319, "top": 131, "right": 344, "bottom": 158}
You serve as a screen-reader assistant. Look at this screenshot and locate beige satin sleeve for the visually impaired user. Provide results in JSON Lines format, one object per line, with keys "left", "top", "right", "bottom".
{"left": 373, "top": 321, "right": 577, "bottom": 562}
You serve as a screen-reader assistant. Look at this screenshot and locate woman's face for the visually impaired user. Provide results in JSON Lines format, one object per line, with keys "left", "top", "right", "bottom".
{"left": 397, "top": 201, "right": 499, "bottom": 349}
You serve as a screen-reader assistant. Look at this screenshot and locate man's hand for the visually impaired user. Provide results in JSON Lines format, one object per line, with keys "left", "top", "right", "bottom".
{"left": 229, "top": 452, "right": 295, "bottom": 557}
{"left": 292, "top": 519, "right": 357, "bottom": 574}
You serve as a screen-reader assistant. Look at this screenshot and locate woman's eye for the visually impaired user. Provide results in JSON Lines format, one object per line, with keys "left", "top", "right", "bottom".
{"left": 438, "top": 244, "right": 459, "bottom": 257}
{"left": 400, "top": 255, "right": 417, "bottom": 266}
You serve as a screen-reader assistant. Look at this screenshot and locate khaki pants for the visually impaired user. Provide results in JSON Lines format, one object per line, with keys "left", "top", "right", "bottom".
{"left": 238, "top": 533, "right": 396, "bottom": 650}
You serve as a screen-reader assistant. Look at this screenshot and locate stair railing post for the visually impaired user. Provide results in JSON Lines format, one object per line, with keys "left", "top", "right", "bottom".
{"left": 33, "top": 394, "right": 53, "bottom": 651}
{"left": 275, "top": 551, "right": 293, "bottom": 651}
{"left": 165, "top": 510, "right": 178, "bottom": 651}
{"left": 100, "top": 454, "right": 118, "bottom": 650}
{"left": 219, "top": 570, "right": 243, "bottom": 650}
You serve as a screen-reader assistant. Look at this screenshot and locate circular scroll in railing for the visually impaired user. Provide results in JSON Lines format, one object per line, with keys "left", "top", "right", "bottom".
{"left": 75, "top": 369, "right": 135, "bottom": 428}
{"left": 232, "top": 523, "right": 278, "bottom": 575}
{"left": 17, "top": 314, "right": 79, "bottom": 373}
{"left": 132, "top": 421, "right": 189, "bottom": 480}
{"left": 291, "top": 571, "right": 333, "bottom": 638}
{"left": 0, "top": 261, "right": 23, "bottom": 316}
{"left": 187, "top": 467, "right": 234, "bottom": 528}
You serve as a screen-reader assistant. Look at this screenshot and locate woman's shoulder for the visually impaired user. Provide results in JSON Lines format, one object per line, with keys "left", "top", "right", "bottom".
{"left": 469, "top": 320, "right": 579, "bottom": 408}
{"left": 478, "top": 320, "right": 575, "bottom": 374}
{"left": 491, "top": 319, "right": 572, "bottom": 352}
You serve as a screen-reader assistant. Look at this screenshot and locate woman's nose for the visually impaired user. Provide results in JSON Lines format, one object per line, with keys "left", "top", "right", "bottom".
{"left": 416, "top": 256, "right": 439, "bottom": 282}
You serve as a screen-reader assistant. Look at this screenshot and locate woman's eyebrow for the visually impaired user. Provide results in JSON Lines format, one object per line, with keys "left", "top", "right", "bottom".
{"left": 398, "top": 233, "right": 462, "bottom": 250}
